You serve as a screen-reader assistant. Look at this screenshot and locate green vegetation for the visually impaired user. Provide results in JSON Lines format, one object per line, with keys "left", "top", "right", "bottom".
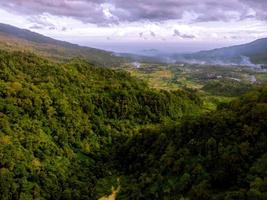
{"left": 113, "top": 86, "right": 267, "bottom": 199}
{"left": 0, "top": 49, "right": 267, "bottom": 199}
{"left": 202, "top": 79, "right": 252, "bottom": 96}
{"left": 124, "top": 63, "right": 267, "bottom": 110}
{"left": 0, "top": 50, "right": 202, "bottom": 199}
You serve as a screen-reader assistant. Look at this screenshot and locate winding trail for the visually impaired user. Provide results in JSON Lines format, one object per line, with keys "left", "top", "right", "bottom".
{"left": 99, "top": 186, "right": 120, "bottom": 200}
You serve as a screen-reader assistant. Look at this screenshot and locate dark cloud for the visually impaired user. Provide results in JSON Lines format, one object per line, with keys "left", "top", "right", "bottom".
{"left": 230, "top": 35, "right": 239, "bottom": 39}
{"left": 0, "top": 0, "right": 266, "bottom": 25}
{"left": 139, "top": 32, "right": 148, "bottom": 40}
{"left": 0, "top": 0, "right": 108, "bottom": 24}
{"left": 240, "top": 0, "right": 267, "bottom": 20}
{"left": 29, "top": 24, "right": 43, "bottom": 30}
{"left": 173, "top": 29, "right": 195, "bottom": 39}
{"left": 107, "top": 0, "right": 267, "bottom": 22}
{"left": 28, "top": 15, "right": 57, "bottom": 30}
{"left": 150, "top": 31, "right": 156, "bottom": 37}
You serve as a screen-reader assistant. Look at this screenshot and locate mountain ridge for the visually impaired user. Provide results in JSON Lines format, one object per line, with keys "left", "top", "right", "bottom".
{"left": 176, "top": 37, "right": 267, "bottom": 65}
{"left": 0, "top": 23, "right": 126, "bottom": 66}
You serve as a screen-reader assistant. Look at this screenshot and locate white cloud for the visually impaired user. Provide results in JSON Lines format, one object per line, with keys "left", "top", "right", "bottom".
{"left": 0, "top": 9, "right": 31, "bottom": 28}
{"left": 1, "top": 6, "right": 267, "bottom": 53}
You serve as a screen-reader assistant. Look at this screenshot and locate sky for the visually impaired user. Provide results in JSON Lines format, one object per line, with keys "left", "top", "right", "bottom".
{"left": 0, "top": 0, "right": 267, "bottom": 54}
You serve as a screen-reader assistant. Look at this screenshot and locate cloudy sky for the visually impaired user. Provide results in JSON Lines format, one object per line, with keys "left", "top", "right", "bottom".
{"left": 0, "top": 0, "right": 267, "bottom": 53}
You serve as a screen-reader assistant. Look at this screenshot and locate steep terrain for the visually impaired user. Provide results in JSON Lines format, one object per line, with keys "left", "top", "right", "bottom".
{"left": 0, "top": 49, "right": 266, "bottom": 200}
{"left": 0, "top": 50, "right": 202, "bottom": 199}
{"left": 0, "top": 23, "right": 267, "bottom": 200}
{"left": 0, "top": 23, "right": 126, "bottom": 66}
{"left": 113, "top": 86, "right": 267, "bottom": 199}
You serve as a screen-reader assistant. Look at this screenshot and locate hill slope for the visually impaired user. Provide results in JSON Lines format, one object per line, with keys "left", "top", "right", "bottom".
{"left": 0, "top": 49, "right": 202, "bottom": 199}
{"left": 176, "top": 38, "right": 267, "bottom": 65}
{"left": 1, "top": 49, "right": 267, "bottom": 200}
{"left": 113, "top": 86, "right": 267, "bottom": 199}
{"left": 0, "top": 23, "right": 126, "bottom": 66}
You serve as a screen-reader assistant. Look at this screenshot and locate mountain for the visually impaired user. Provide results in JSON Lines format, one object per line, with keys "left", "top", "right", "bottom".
{"left": 0, "top": 23, "right": 126, "bottom": 66}
{"left": 116, "top": 52, "right": 166, "bottom": 63}
{"left": 175, "top": 38, "right": 267, "bottom": 66}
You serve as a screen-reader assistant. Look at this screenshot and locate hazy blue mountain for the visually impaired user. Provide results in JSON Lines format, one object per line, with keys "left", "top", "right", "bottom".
{"left": 175, "top": 38, "right": 267, "bottom": 66}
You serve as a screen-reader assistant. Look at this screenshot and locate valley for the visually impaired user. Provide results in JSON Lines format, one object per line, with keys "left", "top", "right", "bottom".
{"left": 122, "top": 62, "right": 267, "bottom": 110}
{"left": 0, "top": 22, "right": 266, "bottom": 200}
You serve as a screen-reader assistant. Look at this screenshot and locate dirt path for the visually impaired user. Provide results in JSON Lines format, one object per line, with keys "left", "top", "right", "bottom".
{"left": 98, "top": 186, "right": 120, "bottom": 200}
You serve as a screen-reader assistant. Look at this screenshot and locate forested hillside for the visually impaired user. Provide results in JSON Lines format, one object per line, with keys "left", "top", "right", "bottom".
{"left": 113, "top": 86, "right": 267, "bottom": 199}
{"left": 0, "top": 50, "right": 202, "bottom": 199}
{"left": 0, "top": 50, "right": 267, "bottom": 200}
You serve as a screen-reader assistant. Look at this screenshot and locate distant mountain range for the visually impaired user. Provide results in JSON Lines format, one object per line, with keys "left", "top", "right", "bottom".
{"left": 121, "top": 38, "right": 267, "bottom": 66}
{"left": 0, "top": 23, "right": 126, "bottom": 66}
{"left": 174, "top": 38, "right": 267, "bottom": 66}
{"left": 1, "top": 23, "right": 266, "bottom": 67}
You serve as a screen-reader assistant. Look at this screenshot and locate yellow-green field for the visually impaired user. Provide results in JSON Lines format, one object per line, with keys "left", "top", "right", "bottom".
{"left": 122, "top": 63, "right": 267, "bottom": 111}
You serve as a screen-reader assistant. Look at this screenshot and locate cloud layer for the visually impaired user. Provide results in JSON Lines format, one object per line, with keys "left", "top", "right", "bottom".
{"left": 0, "top": 0, "right": 266, "bottom": 49}
{"left": 173, "top": 29, "right": 195, "bottom": 39}
{"left": 0, "top": 0, "right": 266, "bottom": 25}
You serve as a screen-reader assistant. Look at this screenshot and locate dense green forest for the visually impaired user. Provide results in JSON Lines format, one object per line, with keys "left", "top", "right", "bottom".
{"left": 113, "top": 87, "right": 267, "bottom": 199}
{"left": 0, "top": 50, "right": 267, "bottom": 199}
{"left": 0, "top": 50, "right": 202, "bottom": 199}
